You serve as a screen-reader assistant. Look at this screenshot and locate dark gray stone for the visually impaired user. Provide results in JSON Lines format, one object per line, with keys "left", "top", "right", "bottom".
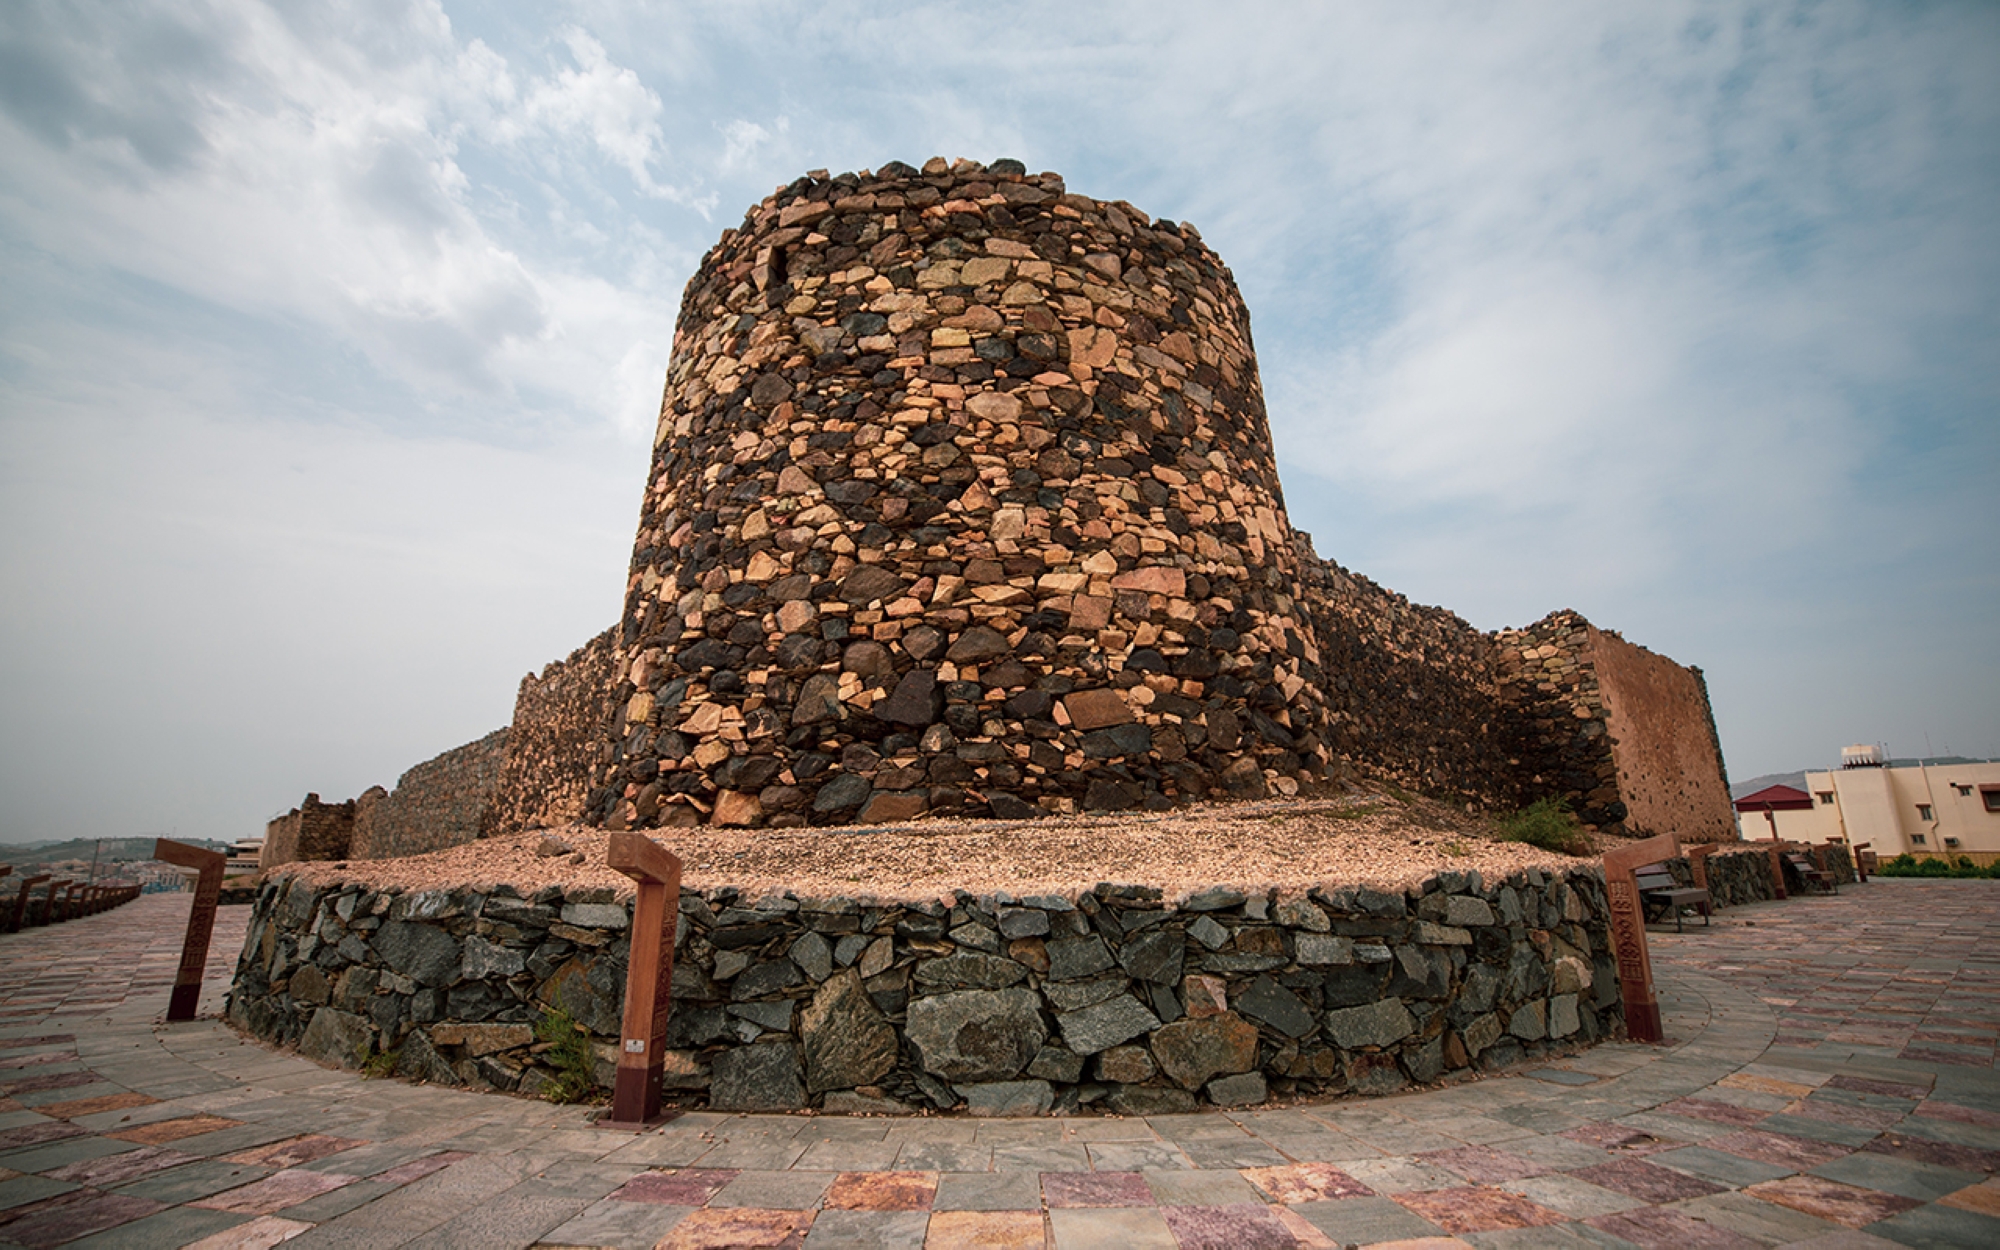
{"left": 1182, "top": 888, "right": 1246, "bottom": 912}
{"left": 298, "top": 1008, "right": 374, "bottom": 1069}
{"left": 1235, "top": 975, "right": 1315, "bottom": 1039}
{"left": 1117, "top": 928, "right": 1184, "bottom": 985}
{"left": 373, "top": 921, "right": 461, "bottom": 988}
{"left": 397, "top": 1029, "right": 459, "bottom": 1085}
{"left": 814, "top": 773, "right": 873, "bottom": 813}
{"left": 1042, "top": 975, "right": 1130, "bottom": 1013}
{"left": 709, "top": 1042, "right": 805, "bottom": 1111}
{"left": 906, "top": 987, "right": 1046, "bottom": 1081}
{"left": 913, "top": 953, "right": 1027, "bottom": 990}
{"left": 1057, "top": 994, "right": 1159, "bottom": 1056}
{"left": 1046, "top": 935, "right": 1115, "bottom": 980}
{"left": 790, "top": 931, "right": 834, "bottom": 983}
{"left": 1188, "top": 915, "right": 1229, "bottom": 950}
{"left": 1028, "top": 1045, "right": 1086, "bottom": 1083}
{"left": 998, "top": 908, "right": 1049, "bottom": 939}
{"left": 1206, "top": 1072, "right": 1267, "bottom": 1107}
{"left": 460, "top": 937, "right": 525, "bottom": 979}
{"left": 961, "top": 1080, "right": 1053, "bottom": 1116}
{"left": 734, "top": 959, "right": 804, "bottom": 1000}
{"left": 800, "top": 969, "right": 898, "bottom": 1093}
{"left": 1325, "top": 998, "right": 1416, "bottom": 1049}
{"left": 1105, "top": 1085, "right": 1197, "bottom": 1115}
{"left": 728, "top": 1001, "right": 795, "bottom": 1033}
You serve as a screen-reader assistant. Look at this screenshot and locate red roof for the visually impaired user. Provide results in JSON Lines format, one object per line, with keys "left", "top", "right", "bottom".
{"left": 1734, "top": 784, "right": 1814, "bottom": 812}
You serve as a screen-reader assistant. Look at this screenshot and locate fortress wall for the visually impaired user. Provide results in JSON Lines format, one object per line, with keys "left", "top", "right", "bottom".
{"left": 1590, "top": 628, "right": 1736, "bottom": 844}
{"left": 348, "top": 729, "right": 509, "bottom": 860}
{"left": 1293, "top": 544, "right": 1519, "bottom": 805}
{"left": 484, "top": 629, "right": 620, "bottom": 836}
{"left": 259, "top": 794, "right": 355, "bottom": 869}
{"left": 591, "top": 158, "right": 1336, "bottom": 832}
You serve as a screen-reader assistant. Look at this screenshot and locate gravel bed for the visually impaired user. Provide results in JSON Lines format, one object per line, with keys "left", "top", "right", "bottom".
{"left": 273, "top": 790, "right": 1591, "bottom": 903}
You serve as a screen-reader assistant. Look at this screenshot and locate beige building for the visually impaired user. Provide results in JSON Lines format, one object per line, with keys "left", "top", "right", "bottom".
{"left": 1738, "top": 745, "right": 2000, "bottom": 858}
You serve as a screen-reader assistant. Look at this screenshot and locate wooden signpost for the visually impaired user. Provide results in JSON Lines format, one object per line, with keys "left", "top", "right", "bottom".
{"left": 9, "top": 875, "right": 48, "bottom": 932}
{"left": 604, "top": 832, "right": 685, "bottom": 1128}
{"left": 1600, "top": 832, "right": 1680, "bottom": 1044}
{"left": 155, "top": 839, "right": 226, "bottom": 1022}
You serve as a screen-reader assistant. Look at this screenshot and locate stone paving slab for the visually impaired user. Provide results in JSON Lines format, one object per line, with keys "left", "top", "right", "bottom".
{"left": 1, "top": 881, "right": 1996, "bottom": 1246}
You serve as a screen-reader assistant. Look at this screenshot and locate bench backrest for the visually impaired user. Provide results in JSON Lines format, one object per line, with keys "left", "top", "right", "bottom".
{"left": 1633, "top": 864, "right": 1679, "bottom": 890}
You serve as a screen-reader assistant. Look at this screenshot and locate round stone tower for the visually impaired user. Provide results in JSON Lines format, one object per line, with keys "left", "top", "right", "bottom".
{"left": 595, "top": 157, "right": 1332, "bottom": 830}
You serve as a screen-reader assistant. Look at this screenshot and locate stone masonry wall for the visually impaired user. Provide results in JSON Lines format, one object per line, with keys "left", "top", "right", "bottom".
{"left": 229, "top": 866, "right": 1618, "bottom": 1115}
{"left": 485, "top": 630, "right": 620, "bottom": 836}
{"left": 590, "top": 157, "right": 1337, "bottom": 833}
{"left": 1293, "top": 542, "right": 1519, "bottom": 804}
{"left": 260, "top": 794, "right": 355, "bottom": 870}
{"left": 348, "top": 729, "right": 510, "bottom": 861}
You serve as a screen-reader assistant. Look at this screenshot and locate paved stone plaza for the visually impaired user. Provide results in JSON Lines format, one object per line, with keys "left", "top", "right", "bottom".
{"left": 1, "top": 880, "right": 1995, "bottom": 1248}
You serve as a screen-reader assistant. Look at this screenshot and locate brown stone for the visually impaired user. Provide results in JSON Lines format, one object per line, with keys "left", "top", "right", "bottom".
{"left": 859, "top": 792, "right": 928, "bottom": 824}
{"left": 712, "top": 791, "right": 763, "bottom": 827}
{"left": 1110, "top": 567, "right": 1186, "bottom": 597}
{"left": 1062, "top": 689, "right": 1132, "bottom": 730}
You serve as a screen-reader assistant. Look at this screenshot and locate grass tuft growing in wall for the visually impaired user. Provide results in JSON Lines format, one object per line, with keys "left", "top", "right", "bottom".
{"left": 1496, "top": 798, "right": 1594, "bottom": 857}
{"left": 535, "top": 1009, "right": 600, "bottom": 1103}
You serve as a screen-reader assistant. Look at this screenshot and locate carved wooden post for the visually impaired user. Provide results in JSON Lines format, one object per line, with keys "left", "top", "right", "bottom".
{"left": 10, "top": 875, "right": 47, "bottom": 932}
{"left": 1850, "top": 841, "right": 1871, "bottom": 882}
{"left": 40, "top": 880, "right": 70, "bottom": 925}
{"left": 1686, "top": 844, "right": 1715, "bottom": 892}
{"left": 155, "top": 840, "right": 225, "bottom": 1022}
{"left": 605, "top": 832, "right": 684, "bottom": 1127}
{"left": 1765, "top": 844, "right": 1787, "bottom": 900}
{"left": 1601, "top": 833, "right": 1680, "bottom": 1044}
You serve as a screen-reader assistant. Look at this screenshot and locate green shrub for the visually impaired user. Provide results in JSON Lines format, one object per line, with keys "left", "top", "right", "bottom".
{"left": 1496, "top": 798, "right": 1594, "bottom": 857}
{"left": 535, "top": 1009, "right": 599, "bottom": 1104}
{"left": 1877, "top": 853, "right": 2000, "bottom": 879}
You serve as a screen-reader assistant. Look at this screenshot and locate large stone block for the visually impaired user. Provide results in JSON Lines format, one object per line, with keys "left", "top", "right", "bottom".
{"left": 906, "top": 988, "right": 1046, "bottom": 1082}
{"left": 710, "top": 1042, "right": 805, "bottom": 1111}
{"left": 800, "top": 969, "right": 898, "bottom": 1094}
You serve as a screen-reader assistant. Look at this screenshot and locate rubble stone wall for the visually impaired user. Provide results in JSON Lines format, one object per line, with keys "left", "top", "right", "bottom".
{"left": 230, "top": 866, "right": 1619, "bottom": 1114}
{"left": 348, "top": 730, "right": 510, "bottom": 861}
{"left": 260, "top": 795, "right": 355, "bottom": 870}
{"left": 591, "top": 157, "right": 1338, "bottom": 834}
{"left": 485, "top": 630, "right": 620, "bottom": 836}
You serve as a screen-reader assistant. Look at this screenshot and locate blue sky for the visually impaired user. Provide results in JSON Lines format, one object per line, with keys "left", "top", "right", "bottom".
{"left": 3, "top": 1, "right": 1996, "bottom": 842}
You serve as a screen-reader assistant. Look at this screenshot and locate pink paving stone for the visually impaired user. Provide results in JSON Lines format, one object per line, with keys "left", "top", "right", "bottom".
{"left": 193, "top": 1168, "right": 359, "bottom": 1215}
{"left": 1702, "top": 1129, "right": 1853, "bottom": 1169}
{"left": 1657, "top": 1098, "right": 1769, "bottom": 1127}
{"left": 0, "top": 1189, "right": 166, "bottom": 1247}
{"left": 1240, "top": 1162, "right": 1375, "bottom": 1203}
{"left": 371, "top": 1150, "right": 471, "bottom": 1185}
{"left": 1559, "top": 1123, "right": 1674, "bottom": 1156}
{"left": 1040, "top": 1170, "right": 1152, "bottom": 1208}
{"left": 1587, "top": 1204, "right": 1765, "bottom": 1248}
{"left": 654, "top": 1207, "right": 812, "bottom": 1248}
{"left": 35, "top": 1091, "right": 156, "bottom": 1119}
{"left": 1745, "top": 1175, "right": 1923, "bottom": 1228}
{"left": 1390, "top": 1186, "right": 1568, "bottom": 1235}
{"left": 0, "top": 1121, "right": 87, "bottom": 1151}
{"left": 1160, "top": 1202, "right": 1302, "bottom": 1249}
{"left": 0, "top": 1070, "right": 100, "bottom": 1095}
{"left": 0, "top": 1051, "right": 79, "bottom": 1070}
{"left": 0, "top": 1035, "right": 74, "bottom": 1050}
{"left": 1901, "top": 1045, "right": 1992, "bottom": 1067}
{"left": 1919, "top": 1100, "right": 2000, "bottom": 1129}
{"left": 613, "top": 1168, "right": 741, "bottom": 1205}
{"left": 1568, "top": 1158, "right": 1727, "bottom": 1204}
{"left": 1418, "top": 1145, "right": 1550, "bottom": 1184}
{"left": 1825, "top": 1074, "right": 1930, "bottom": 1100}
{"left": 823, "top": 1170, "right": 936, "bottom": 1211}
{"left": 108, "top": 1114, "right": 243, "bottom": 1144}
{"left": 1862, "top": 1131, "right": 2000, "bottom": 1173}
{"left": 44, "top": 1145, "right": 199, "bottom": 1187}
{"left": 225, "top": 1134, "right": 366, "bottom": 1169}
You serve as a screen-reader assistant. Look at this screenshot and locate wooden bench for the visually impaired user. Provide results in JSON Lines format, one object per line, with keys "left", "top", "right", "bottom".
{"left": 1785, "top": 852, "right": 1836, "bottom": 895}
{"left": 1635, "top": 863, "right": 1711, "bottom": 931}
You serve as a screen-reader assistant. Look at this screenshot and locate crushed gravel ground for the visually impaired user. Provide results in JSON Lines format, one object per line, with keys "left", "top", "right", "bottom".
{"left": 273, "top": 789, "right": 1596, "bottom": 904}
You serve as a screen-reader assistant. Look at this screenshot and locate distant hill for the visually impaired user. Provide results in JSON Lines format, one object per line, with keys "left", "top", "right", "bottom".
{"left": 0, "top": 836, "right": 229, "bottom": 866}
{"left": 1730, "top": 771, "right": 1808, "bottom": 799}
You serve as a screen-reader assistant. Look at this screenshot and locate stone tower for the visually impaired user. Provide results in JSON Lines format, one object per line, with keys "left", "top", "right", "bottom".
{"left": 596, "top": 157, "right": 1334, "bottom": 830}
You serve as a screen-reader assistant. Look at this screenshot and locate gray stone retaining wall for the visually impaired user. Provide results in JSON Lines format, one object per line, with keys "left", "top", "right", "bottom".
{"left": 229, "top": 865, "right": 1621, "bottom": 1114}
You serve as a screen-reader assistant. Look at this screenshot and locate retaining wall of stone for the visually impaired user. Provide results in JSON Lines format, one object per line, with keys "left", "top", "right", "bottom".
{"left": 229, "top": 865, "right": 1620, "bottom": 1114}
{"left": 485, "top": 630, "right": 621, "bottom": 836}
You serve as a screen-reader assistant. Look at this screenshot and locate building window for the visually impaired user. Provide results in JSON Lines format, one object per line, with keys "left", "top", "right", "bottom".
{"left": 1953, "top": 783, "right": 1973, "bottom": 796}
{"left": 1984, "top": 787, "right": 2000, "bottom": 813}
{"left": 1912, "top": 833, "right": 1927, "bottom": 846}
{"left": 1817, "top": 792, "right": 1835, "bottom": 805}
{"left": 1917, "top": 804, "right": 1934, "bottom": 821}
